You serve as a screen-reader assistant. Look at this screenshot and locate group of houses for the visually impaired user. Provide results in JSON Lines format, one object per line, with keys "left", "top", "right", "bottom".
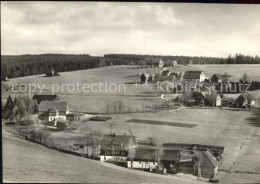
{"left": 99, "top": 133, "right": 222, "bottom": 180}
{"left": 32, "top": 94, "right": 86, "bottom": 127}
{"left": 140, "top": 69, "right": 207, "bottom": 84}
{"left": 139, "top": 63, "right": 255, "bottom": 108}
{"left": 144, "top": 58, "right": 178, "bottom": 68}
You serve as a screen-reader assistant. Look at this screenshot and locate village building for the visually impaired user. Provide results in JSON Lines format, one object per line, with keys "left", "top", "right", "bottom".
{"left": 211, "top": 74, "right": 232, "bottom": 83}
{"left": 233, "top": 94, "right": 255, "bottom": 108}
{"left": 146, "top": 58, "right": 164, "bottom": 68}
{"left": 38, "top": 101, "right": 69, "bottom": 122}
{"left": 164, "top": 60, "right": 178, "bottom": 67}
{"left": 46, "top": 68, "right": 59, "bottom": 77}
{"left": 32, "top": 94, "right": 60, "bottom": 105}
{"left": 192, "top": 92, "right": 222, "bottom": 107}
{"left": 100, "top": 134, "right": 137, "bottom": 164}
{"left": 140, "top": 73, "right": 152, "bottom": 83}
{"left": 167, "top": 71, "right": 181, "bottom": 82}
{"left": 183, "top": 71, "right": 207, "bottom": 82}
{"left": 127, "top": 148, "right": 180, "bottom": 173}
{"left": 66, "top": 112, "right": 86, "bottom": 121}
{"left": 194, "top": 150, "right": 219, "bottom": 180}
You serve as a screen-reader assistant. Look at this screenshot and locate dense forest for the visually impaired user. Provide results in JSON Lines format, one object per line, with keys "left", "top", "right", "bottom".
{"left": 1, "top": 53, "right": 260, "bottom": 80}
{"left": 105, "top": 53, "right": 260, "bottom": 65}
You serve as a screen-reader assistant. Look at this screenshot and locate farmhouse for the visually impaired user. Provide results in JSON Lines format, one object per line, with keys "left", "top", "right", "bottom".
{"left": 146, "top": 58, "right": 164, "bottom": 68}
{"left": 183, "top": 71, "right": 207, "bottom": 82}
{"left": 164, "top": 60, "right": 178, "bottom": 67}
{"left": 32, "top": 94, "right": 60, "bottom": 105}
{"left": 127, "top": 148, "right": 180, "bottom": 173}
{"left": 233, "top": 94, "right": 255, "bottom": 108}
{"left": 192, "top": 92, "right": 222, "bottom": 107}
{"left": 66, "top": 112, "right": 86, "bottom": 121}
{"left": 100, "top": 134, "right": 137, "bottom": 164}
{"left": 167, "top": 71, "right": 181, "bottom": 82}
{"left": 211, "top": 74, "right": 232, "bottom": 83}
{"left": 140, "top": 73, "right": 151, "bottom": 83}
{"left": 38, "top": 101, "right": 69, "bottom": 122}
{"left": 46, "top": 68, "right": 59, "bottom": 77}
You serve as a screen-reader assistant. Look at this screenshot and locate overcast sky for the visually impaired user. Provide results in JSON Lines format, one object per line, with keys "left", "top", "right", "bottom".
{"left": 1, "top": 2, "right": 260, "bottom": 57}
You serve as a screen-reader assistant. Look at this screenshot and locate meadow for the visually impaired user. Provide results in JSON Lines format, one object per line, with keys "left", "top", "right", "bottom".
{"left": 2, "top": 64, "right": 260, "bottom": 183}
{"left": 3, "top": 64, "right": 260, "bottom": 113}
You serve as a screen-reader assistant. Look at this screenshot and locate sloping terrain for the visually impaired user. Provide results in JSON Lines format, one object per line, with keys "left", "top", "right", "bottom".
{"left": 2, "top": 131, "right": 203, "bottom": 183}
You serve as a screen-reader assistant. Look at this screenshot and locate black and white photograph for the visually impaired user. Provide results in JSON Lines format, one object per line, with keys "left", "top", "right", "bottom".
{"left": 1, "top": 1, "right": 260, "bottom": 183}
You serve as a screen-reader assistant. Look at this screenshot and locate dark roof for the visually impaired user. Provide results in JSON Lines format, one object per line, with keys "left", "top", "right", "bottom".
{"left": 211, "top": 74, "right": 231, "bottom": 79}
{"left": 39, "top": 101, "right": 68, "bottom": 112}
{"left": 132, "top": 148, "right": 179, "bottom": 162}
{"left": 212, "top": 74, "right": 223, "bottom": 79}
{"left": 234, "top": 94, "right": 253, "bottom": 104}
{"left": 183, "top": 71, "right": 203, "bottom": 78}
{"left": 203, "top": 150, "right": 219, "bottom": 168}
{"left": 32, "top": 94, "right": 59, "bottom": 104}
{"left": 101, "top": 134, "right": 137, "bottom": 150}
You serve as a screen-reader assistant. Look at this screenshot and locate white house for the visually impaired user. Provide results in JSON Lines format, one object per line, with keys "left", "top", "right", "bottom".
{"left": 127, "top": 148, "right": 179, "bottom": 172}
{"left": 38, "top": 101, "right": 69, "bottom": 122}
{"left": 183, "top": 71, "right": 207, "bottom": 82}
{"left": 146, "top": 58, "right": 164, "bottom": 68}
{"left": 100, "top": 134, "right": 137, "bottom": 163}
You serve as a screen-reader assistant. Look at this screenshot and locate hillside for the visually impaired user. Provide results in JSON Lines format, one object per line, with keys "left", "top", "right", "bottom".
{"left": 2, "top": 131, "right": 203, "bottom": 183}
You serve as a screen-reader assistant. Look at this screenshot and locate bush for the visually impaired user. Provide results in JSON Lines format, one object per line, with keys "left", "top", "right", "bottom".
{"left": 56, "top": 121, "right": 67, "bottom": 131}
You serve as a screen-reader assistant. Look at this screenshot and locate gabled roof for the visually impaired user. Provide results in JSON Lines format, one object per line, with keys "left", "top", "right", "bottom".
{"left": 211, "top": 74, "right": 231, "bottom": 79}
{"left": 101, "top": 134, "right": 136, "bottom": 150}
{"left": 234, "top": 94, "right": 252, "bottom": 104}
{"left": 183, "top": 71, "right": 203, "bottom": 78}
{"left": 39, "top": 101, "right": 68, "bottom": 112}
{"left": 131, "top": 148, "right": 179, "bottom": 162}
{"left": 167, "top": 72, "right": 180, "bottom": 77}
{"left": 32, "top": 94, "right": 59, "bottom": 104}
{"left": 203, "top": 150, "right": 219, "bottom": 168}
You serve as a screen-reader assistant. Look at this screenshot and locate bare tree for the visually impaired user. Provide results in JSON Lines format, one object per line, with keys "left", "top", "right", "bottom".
{"left": 108, "top": 120, "right": 116, "bottom": 135}
{"left": 240, "top": 73, "right": 250, "bottom": 83}
{"left": 153, "top": 139, "right": 164, "bottom": 173}
{"left": 128, "top": 127, "right": 133, "bottom": 135}
{"left": 206, "top": 92, "right": 218, "bottom": 107}
{"left": 193, "top": 150, "right": 203, "bottom": 177}
{"left": 118, "top": 100, "right": 123, "bottom": 114}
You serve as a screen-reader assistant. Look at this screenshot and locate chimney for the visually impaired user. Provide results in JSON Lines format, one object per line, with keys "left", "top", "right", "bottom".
{"left": 124, "top": 133, "right": 126, "bottom": 136}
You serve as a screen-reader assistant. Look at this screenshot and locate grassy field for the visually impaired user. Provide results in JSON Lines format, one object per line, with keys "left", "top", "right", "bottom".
{"left": 2, "top": 65, "right": 260, "bottom": 183}
{"left": 3, "top": 64, "right": 260, "bottom": 113}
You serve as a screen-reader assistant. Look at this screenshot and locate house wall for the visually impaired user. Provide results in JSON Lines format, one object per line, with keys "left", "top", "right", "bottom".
{"left": 127, "top": 161, "right": 157, "bottom": 170}
{"left": 199, "top": 72, "right": 207, "bottom": 82}
{"left": 48, "top": 115, "right": 66, "bottom": 122}
{"left": 159, "top": 60, "right": 164, "bottom": 68}
{"left": 200, "top": 157, "right": 216, "bottom": 179}
{"left": 216, "top": 96, "right": 222, "bottom": 107}
{"left": 100, "top": 155, "right": 128, "bottom": 163}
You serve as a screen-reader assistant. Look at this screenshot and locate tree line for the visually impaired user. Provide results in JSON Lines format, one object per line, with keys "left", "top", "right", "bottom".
{"left": 2, "top": 53, "right": 260, "bottom": 80}
{"left": 105, "top": 53, "right": 260, "bottom": 65}
{"left": 1, "top": 54, "right": 131, "bottom": 79}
